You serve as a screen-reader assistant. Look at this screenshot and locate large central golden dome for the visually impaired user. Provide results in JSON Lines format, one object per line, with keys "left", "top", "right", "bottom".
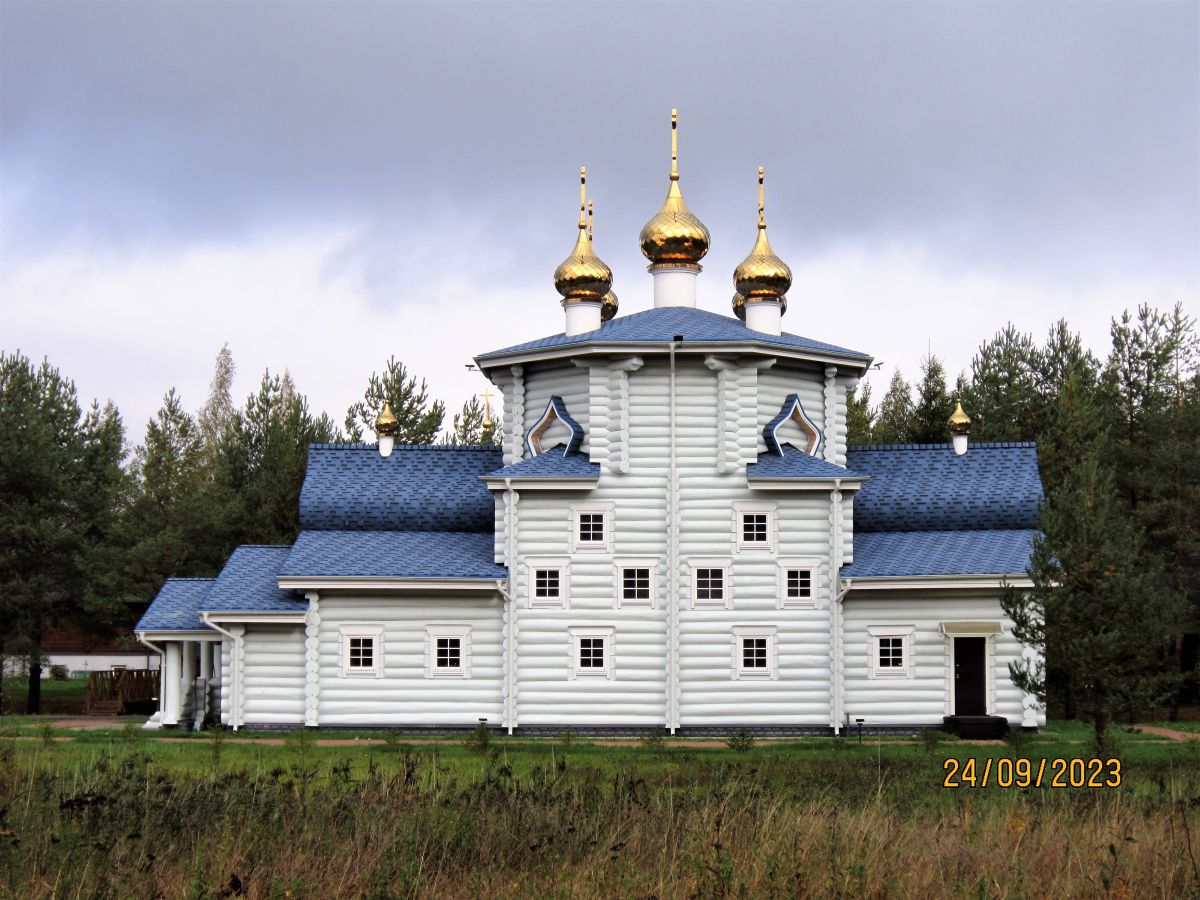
{"left": 639, "top": 110, "right": 710, "bottom": 269}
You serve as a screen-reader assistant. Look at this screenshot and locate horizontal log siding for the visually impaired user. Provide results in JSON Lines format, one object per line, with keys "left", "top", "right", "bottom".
{"left": 241, "top": 626, "right": 306, "bottom": 725}
{"left": 316, "top": 594, "right": 503, "bottom": 726}
{"left": 841, "top": 593, "right": 1034, "bottom": 725}
{"left": 676, "top": 359, "right": 833, "bottom": 725}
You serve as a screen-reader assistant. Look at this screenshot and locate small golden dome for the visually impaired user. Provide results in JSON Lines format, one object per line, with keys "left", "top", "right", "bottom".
{"left": 601, "top": 290, "right": 618, "bottom": 322}
{"left": 639, "top": 110, "right": 710, "bottom": 269}
{"left": 554, "top": 167, "right": 612, "bottom": 303}
{"left": 732, "top": 292, "right": 745, "bottom": 321}
{"left": 948, "top": 399, "right": 971, "bottom": 435}
{"left": 375, "top": 401, "right": 398, "bottom": 437}
{"left": 734, "top": 167, "right": 792, "bottom": 305}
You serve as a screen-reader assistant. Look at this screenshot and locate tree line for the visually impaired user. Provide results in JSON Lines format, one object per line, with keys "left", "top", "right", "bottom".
{"left": 0, "top": 349, "right": 494, "bottom": 712}
{"left": 2, "top": 303, "right": 1196, "bottom": 735}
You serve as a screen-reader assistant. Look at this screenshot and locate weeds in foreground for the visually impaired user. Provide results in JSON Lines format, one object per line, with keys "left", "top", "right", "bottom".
{"left": 725, "top": 729, "right": 755, "bottom": 752}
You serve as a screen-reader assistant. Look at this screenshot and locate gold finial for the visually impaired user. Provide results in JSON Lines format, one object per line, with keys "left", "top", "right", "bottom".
{"left": 670, "top": 108, "right": 679, "bottom": 181}
{"left": 375, "top": 401, "right": 398, "bottom": 437}
{"left": 639, "top": 109, "right": 710, "bottom": 268}
{"left": 948, "top": 398, "right": 971, "bottom": 435}
{"left": 733, "top": 165, "right": 792, "bottom": 311}
{"left": 757, "top": 166, "right": 766, "bottom": 229}
{"left": 480, "top": 388, "right": 494, "bottom": 429}
{"left": 554, "top": 165, "right": 612, "bottom": 303}
{"left": 587, "top": 199, "right": 594, "bottom": 242}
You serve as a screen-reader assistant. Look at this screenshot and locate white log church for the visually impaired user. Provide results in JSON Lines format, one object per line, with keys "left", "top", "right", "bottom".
{"left": 137, "top": 113, "right": 1045, "bottom": 737}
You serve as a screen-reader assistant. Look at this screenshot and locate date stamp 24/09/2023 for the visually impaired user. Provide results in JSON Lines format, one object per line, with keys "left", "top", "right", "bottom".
{"left": 943, "top": 757, "right": 1122, "bottom": 789}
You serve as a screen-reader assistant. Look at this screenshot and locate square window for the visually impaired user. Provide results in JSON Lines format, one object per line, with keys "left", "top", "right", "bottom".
{"left": 787, "top": 569, "right": 811, "bottom": 600}
{"left": 349, "top": 637, "right": 374, "bottom": 670}
{"left": 341, "top": 627, "right": 384, "bottom": 677}
{"left": 535, "top": 569, "right": 560, "bottom": 599}
{"left": 733, "top": 627, "right": 777, "bottom": 678}
{"left": 579, "top": 637, "right": 605, "bottom": 669}
{"left": 570, "top": 626, "right": 614, "bottom": 678}
{"left": 579, "top": 512, "right": 605, "bottom": 544}
{"left": 742, "top": 637, "right": 768, "bottom": 669}
{"left": 622, "top": 568, "right": 651, "bottom": 602}
{"left": 742, "top": 513, "right": 768, "bottom": 544}
{"left": 696, "top": 568, "right": 723, "bottom": 601}
{"left": 879, "top": 637, "right": 904, "bottom": 669}
{"left": 436, "top": 637, "right": 461, "bottom": 671}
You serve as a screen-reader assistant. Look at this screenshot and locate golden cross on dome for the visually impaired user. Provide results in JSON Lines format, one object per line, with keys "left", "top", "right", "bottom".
{"left": 758, "top": 166, "right": 766, "bottom": 229}
{"left": 587, "top": 199, "right": 594, "bottom": 242}
{"left": 480, "top": 388, "right": 494, "bottom": 428}
{"left": 670, "top": 108, "right": 679, "bottom": 180}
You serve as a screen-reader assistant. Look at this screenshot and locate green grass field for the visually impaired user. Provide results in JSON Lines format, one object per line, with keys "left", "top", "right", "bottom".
{"left": 1, "top": 720, "right": 1197, "bottom": 897}
{"left": 0, "top": 677, "right": 87, "bottom": 715}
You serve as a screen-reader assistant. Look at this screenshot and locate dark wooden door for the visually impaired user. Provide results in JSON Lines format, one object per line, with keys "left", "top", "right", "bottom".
{"left": 954, "top": 637, "right": 987, "bottom": 715}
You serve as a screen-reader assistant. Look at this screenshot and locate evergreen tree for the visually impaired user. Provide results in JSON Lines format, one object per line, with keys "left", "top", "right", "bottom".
{"left": 215, "top": 370, "right": 340, "bottom": 545}
{"left": 873, "top": 369, "right": 913, "bottom": 444}
{"left": 443, "top": 394, "right": 498, "bottom": 445}
{"left": 845, "top": 381, "right": 876, "bottom": 446}
{"left": 344, "top": 357, "right": 444, "bottom": 443}
{"left": 0, "top": 353, "right": 126, "bottom": 712}
{"left": 1003, "top": 452, "right": 1186, "bottom": 748}
{"left": 909, "top": 354, "right": 953, "bottom": 443}
{"left": 964, "top": 325, "right": 1042, "bottom": 441}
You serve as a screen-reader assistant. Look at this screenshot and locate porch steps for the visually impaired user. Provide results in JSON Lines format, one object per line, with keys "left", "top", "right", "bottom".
{"left": 943, "top": 715, "right": 1009, "bottom": 740}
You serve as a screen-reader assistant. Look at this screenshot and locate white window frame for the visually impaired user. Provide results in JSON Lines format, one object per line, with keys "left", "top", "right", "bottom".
{"left": 571, "top": 502, "right": 615, "bottom": 553}
{"left": 339, "top": 625, "right": 384, "bottom": 678}
{"left": 868, "top": 625, "right": 915, "bottom": 679}
{"left": 733, "top": 501, "right": 776, "bottom": 553}
{"left": 778, "top": 558, "right": 821, "bottom": 609}
{"left": 568, "top": 626, "right": 615, "bottom": 680}
{"left": 732, "top": 626, "right": 778, "bottom": 679}
{"left": 425, "top": 625, "right": 471, "bottom": 678}
{"left": 614, "top": 557, "right": 658, "bottom": 609}
{"left": 689, "top": 558, "right": 732, "bottom": 609}
{"left": 527, "top": 557, "right": 570, "bottom": 609}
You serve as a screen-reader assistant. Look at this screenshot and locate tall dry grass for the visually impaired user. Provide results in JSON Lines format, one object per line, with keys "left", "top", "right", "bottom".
{"left": 0, "top": 741, "right": 1196, "bottom": 898}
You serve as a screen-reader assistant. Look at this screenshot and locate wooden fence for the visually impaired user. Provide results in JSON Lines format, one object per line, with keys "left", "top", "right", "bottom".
{"left": 84, "top": 668, "right": 157, "bottom": 715}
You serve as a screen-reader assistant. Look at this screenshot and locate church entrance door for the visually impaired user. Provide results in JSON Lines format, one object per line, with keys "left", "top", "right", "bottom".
{"left": 953, "top": 637, "right": 987, "bottom": 716}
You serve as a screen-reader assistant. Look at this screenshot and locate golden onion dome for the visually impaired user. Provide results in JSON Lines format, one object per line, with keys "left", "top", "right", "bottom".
{"left": 600, "top": 290, "right": 619, "bottom": 322}
{"left": 948, "top": 399, "right": 972, "bottom": 435}
{"left": 639, "top": 109, "right": 710, "bottom": 269}
{"left": 554, "top": 167, "right": 612, "bottom": 303}
{"left": 732, "top": 292, "right": 745, "bottom": 321}
{"left": 733, "top": 167, "right": 792, "bottom": 306}
{"left": 374, "top": 401, "right": 398, "bottom": 437}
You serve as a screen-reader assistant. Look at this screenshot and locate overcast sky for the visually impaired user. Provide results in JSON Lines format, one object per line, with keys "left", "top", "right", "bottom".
{"left": 2, "top": 1, "right": 1196, "bottom": 441}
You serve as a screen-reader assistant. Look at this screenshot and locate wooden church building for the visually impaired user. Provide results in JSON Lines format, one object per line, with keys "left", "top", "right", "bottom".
{"left": 137, "top": 113, "right": 1045, "bottom": 736}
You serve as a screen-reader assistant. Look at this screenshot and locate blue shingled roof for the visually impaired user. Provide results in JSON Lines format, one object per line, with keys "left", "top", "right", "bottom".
{"left": 300, "top": 444, "right": 501, "bottom": 532}
{"left": 485, "top": 448, "right": 600, "bottom": 480}
{"left": 842, "top": 529, "right": 1037, "bottom": 578}
{"left": 281, "top": 531, "right": 507, "bottom": 579}
{"left": 846, "top": 442, "right": 1043, "bottom": 532}
{"left": 746, "top": 445, "right": 863, "bottom": 480}
{"left": 136, "top": 578, "right": 215, "bottom": 632}
{"left": 205, "top": 545, "right": 306, "bottom": 614}
{"left": 476, "top": 307, "right": 871, "bottom": 363}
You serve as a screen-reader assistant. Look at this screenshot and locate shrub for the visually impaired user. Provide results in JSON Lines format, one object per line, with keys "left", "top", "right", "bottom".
{"left": 466, "top": 720, "right": 492, "bottom": 752}
{"left": 726, "top": 729, "right": 755, "bottom": 752}
{"left": 49, "top": 665, "right": 69, "bottom": 681}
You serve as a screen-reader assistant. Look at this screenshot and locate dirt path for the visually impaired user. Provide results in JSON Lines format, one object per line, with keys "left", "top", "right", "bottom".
{"left": 1131, "top": 725, "right": 1200, "bottom": 742}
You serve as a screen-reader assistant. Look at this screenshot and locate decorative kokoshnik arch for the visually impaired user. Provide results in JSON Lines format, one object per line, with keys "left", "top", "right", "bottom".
{"left": 763, "top": 393, "right": 822, "bottom": 457}
{"left": 525, "top": 395, "right": 586, "bottom": 457}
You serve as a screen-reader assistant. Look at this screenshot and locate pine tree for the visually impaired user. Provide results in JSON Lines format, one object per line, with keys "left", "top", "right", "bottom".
{"left": 344, "top": 357, "right": 445, "bottom": 443}
{"left": 909, "top": 354, "right": 953, "bottom": 444}
{"left": 443, "top": 395, "right": 498, "bottom": 445}
{"left": 0, "top": 353, "right": 126, "bottom": 713}
{"left": 845, "top": 381, "right": 876, "bottom": 446}
{"left": 964, "top": 325, "right": 1042, "bottom": 441}
{"left": 1002, "top": 452, "right": 1186, "bottom": 748}
{"left": 873, "top": 369, "right": 913, "bottom": 444}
